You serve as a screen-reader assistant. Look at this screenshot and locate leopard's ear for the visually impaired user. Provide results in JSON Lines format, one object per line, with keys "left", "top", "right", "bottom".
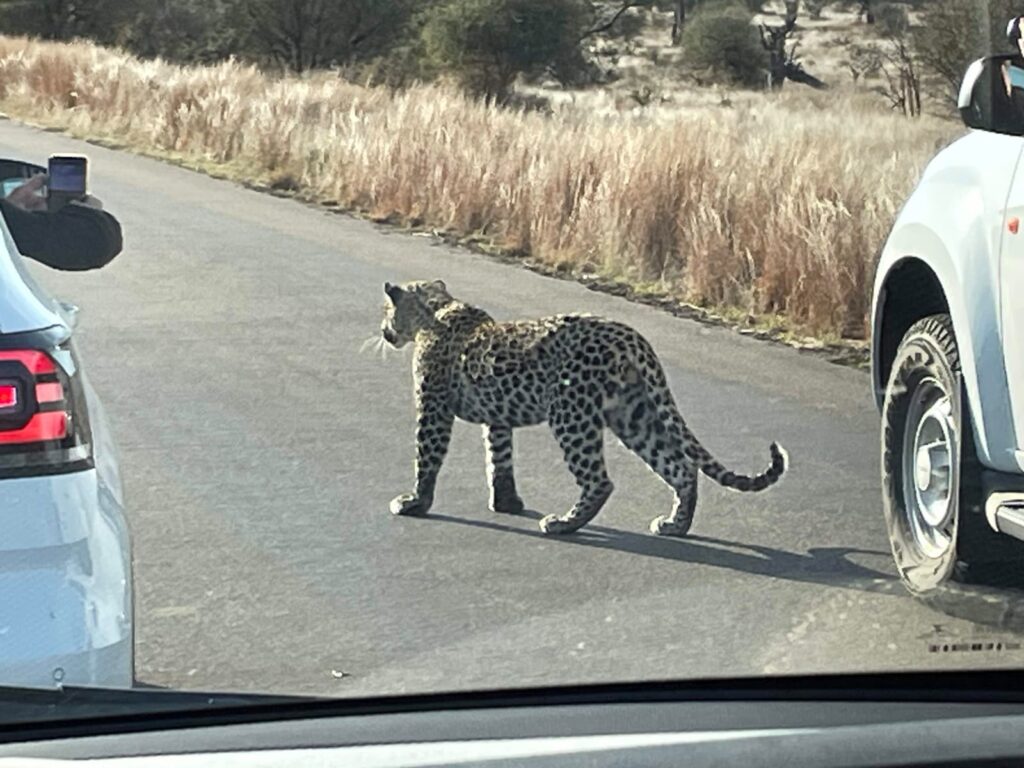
{"left": 384, "top": 282, "right": 403, "bottom": 302}
{"left": 429, "top": 279, "right": 448, "bottom": 293}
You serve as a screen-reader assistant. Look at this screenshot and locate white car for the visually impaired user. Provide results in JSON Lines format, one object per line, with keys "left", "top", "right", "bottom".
{"left": 0, "top": 160, "right": 133, "bottom": 687}
{"left": 872, "top": 53, "right": 1024, "bottom": 593}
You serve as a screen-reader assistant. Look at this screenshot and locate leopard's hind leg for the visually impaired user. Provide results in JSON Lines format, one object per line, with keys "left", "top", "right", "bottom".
{"left": 605, "top": 384, "right": 699, "bottom": 537}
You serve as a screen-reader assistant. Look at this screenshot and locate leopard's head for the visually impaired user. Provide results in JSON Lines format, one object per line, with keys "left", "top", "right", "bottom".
{"left": 381, "top": 279, "right": 452, "bottom": 348}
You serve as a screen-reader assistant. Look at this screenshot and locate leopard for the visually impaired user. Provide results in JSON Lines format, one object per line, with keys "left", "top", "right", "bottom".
{"left": 379, "top": 279, "right": 788, "bottom": 536}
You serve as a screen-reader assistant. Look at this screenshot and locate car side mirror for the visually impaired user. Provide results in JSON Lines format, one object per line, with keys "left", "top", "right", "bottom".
{"left": 0, "top": 158, "right": 47, "bottom": 199}
{"left": 960, "top": 55, "right": 1024, "bottom": 136}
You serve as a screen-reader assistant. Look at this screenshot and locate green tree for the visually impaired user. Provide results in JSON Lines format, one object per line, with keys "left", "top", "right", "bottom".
{"left": 681, "top": 3, "right": 767, "bottom": 87}
{"left": 0, "top": 0, "right": 426, "bottom": 69}
{"left": 422, "top": 0, "right": 588, "bottom": 101}
{"left": 115, "top": 0, "right": 238, "bottom": 63}
{"left": 0, "top": 0, "right": 134, "bottom": 42}
{"left": 660, "top": 0, "right": 761, "bottom": 45}
{"left": 0, "top": 0, "right": 239, "bottom": 62}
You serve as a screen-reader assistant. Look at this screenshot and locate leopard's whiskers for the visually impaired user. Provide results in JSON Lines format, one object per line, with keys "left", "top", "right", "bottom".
{"left": 359, "top": 335, "right": 380, "bottom": 355}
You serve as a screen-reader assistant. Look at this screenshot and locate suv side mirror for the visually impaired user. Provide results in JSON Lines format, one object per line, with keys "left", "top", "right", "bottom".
{"left": 960, "top": 54, "right": 1024, "bottom": 136}
{"left": 0, "top": 158, "right": 47, "bottom": 199}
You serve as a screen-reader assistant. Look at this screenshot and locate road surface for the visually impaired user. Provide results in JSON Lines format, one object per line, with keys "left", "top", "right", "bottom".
{"left": 3, "top": 120, "right": 1023, "bottom": 697}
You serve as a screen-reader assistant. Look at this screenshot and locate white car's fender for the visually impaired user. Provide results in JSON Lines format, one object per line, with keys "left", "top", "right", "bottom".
{"left": 0, "top": 209, "right": 65, "bottom": 333}
{"left": 872, "top": 130, "right": 1024, "bottom": 473}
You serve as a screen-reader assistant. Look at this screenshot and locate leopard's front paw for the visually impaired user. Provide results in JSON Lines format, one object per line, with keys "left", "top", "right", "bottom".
{"left": 390, "top": 493, "right": 432, "bottom": 517}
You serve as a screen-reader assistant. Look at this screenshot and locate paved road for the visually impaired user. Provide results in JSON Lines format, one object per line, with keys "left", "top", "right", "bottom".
{"left": 3, "top": 120, "right": 1023, "bottom": 697}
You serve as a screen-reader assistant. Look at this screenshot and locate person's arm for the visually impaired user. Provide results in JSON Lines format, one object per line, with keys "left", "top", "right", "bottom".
{"left": 0, "top": 195, "right": 123, "bottom": 271}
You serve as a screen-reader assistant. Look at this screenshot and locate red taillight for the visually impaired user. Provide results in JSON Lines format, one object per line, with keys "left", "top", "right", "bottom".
{"left": 0, "top": 411, "right": 67, "bottom": 444}
{"left": 0, "top": 350, "right": 56, "bottom": 376}
{"left": 0, "top": 347, "right": 90, "bottom": 472}
{"left": 0, "top": 383, "right": 17, "bottom": 410}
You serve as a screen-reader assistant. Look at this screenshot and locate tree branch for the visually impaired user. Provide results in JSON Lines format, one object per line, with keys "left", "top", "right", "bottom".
{"left": 579, "top": 0, "right": 644, "bottom": 42}
{"left": 785, "top": 62, "right": 828, "bottom": 89}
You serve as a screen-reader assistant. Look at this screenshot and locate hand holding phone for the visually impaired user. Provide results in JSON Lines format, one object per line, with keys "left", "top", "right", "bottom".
{"left": 5, "top": 174, "right": 47, "bottom": 212}
{"left": 47, "top": 154, "right": 88, "bottom": 212}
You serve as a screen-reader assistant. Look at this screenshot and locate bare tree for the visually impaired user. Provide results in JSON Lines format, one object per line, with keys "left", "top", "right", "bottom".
{"left": 878, "top": 34, "right": 921, "bottom": 116}
{"left": 784, "top": 0, "right": 799, "bottom": 26}
{"left": 846, "top": 44, "right": 881, "bottom": 84}
{"left": 913, "top": 0, "right": 1003, "bottom": 107}
{"left": 579, "top": 0, "right": 647, "bottom": 40}
{"left": 244, "top": 0, "right": 334, "bottom": 71}
{"left": 759, "top": 13, "right": 827, "bottom": 90}
{"left": 759, "top": 15, "right": 793, "bottom": 89}
{"left": 242, "top": 0, "right": 414, "bottom": 72}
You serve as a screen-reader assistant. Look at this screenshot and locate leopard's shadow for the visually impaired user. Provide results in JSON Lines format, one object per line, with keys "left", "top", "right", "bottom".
{"left": 428, "top": 508, "right": 900, "bottom": 596}
{"left": 427, "top": 509, "right": 1024, "bottom": 634}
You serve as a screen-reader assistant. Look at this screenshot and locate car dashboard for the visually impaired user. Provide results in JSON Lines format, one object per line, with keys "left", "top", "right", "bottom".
{"left": 4, "top": 674, "right": 1024, "bottom": 768}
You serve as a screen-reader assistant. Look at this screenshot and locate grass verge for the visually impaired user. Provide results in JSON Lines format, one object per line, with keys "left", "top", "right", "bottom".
{"left": 0, "top": 36, "right": 963, "bottom": 365}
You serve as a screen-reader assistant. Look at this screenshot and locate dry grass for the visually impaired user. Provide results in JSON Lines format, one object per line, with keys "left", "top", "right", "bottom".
{"left": 0, "top": 35, "right": 961, "bottom": 338}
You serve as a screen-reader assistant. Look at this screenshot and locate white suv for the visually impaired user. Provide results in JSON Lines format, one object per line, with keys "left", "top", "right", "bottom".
{"left": 0, "top": 160, "right": 133, "bottom": 687}
{"left": 873, "top": 53, "right": 1024, "bottom": 593}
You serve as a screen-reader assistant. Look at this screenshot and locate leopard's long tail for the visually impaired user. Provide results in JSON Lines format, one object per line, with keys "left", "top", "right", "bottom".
{"left": 681, "top": 426, "right": 788, "bottom": 492}
{"left": 623, "top": 334, "right": 789, "bottom": 493}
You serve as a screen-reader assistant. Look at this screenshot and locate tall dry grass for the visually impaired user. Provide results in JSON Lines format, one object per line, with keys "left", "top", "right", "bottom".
{"left": 0, "top": 36, "right": 961, "bottom": 338}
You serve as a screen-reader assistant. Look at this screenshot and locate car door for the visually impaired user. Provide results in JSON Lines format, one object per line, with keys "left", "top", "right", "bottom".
{"left": 999, "top": 131, "right": 1024, "bottom": 464}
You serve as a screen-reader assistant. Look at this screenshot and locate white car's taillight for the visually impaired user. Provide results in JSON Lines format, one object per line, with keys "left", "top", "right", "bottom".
{"left": 0, "top": 348, "right": 91, "bottom": 476}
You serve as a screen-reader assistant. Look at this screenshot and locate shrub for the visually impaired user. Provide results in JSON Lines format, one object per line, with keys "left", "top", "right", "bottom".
{"left": 421, "top": 0, "right": 587, "bottom": 100}
{"left": 681, "top": 4, "right": 767, "bottom": 87}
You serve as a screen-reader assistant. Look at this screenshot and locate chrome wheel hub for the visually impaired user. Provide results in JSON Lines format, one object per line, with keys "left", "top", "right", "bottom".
{"left": 902, "top": 380, "right": 957, "bottom": 559}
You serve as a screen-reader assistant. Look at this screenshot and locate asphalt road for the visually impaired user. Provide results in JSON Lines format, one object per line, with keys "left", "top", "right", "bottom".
{"left": 3, "top": 119, "right": 1024, "bottom": 697}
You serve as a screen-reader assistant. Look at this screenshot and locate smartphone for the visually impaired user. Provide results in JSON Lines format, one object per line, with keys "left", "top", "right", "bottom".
{"left": 47, "top": 154, "right": 88, "bottom": 212}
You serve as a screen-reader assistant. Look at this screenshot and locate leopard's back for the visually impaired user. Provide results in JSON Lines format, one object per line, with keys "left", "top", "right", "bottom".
{"left": 448, "top": 314, "right": 655, "bottom": 427}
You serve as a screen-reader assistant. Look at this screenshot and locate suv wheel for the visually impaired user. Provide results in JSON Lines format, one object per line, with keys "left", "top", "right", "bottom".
{"left": 881, "top": 314, "right": 997, "bottom": 594}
